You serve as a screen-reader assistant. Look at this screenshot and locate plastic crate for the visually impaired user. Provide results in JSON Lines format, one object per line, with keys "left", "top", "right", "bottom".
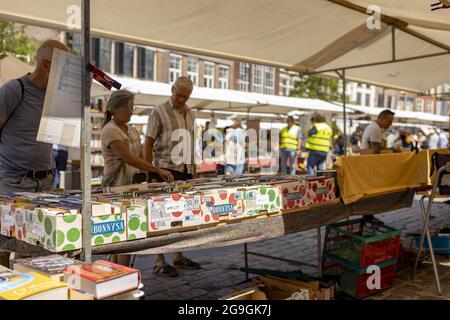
{"left": 323, "top": 218, "right": 401, "bottom": 267}
{"left": 340, "top": 262, "right": 396, "bottom": 299}
{"left": 413, "top": 234, "right": 450, "bottom": 255}
{"left": 323, "top": 254, "right": 397, "bottom": 299}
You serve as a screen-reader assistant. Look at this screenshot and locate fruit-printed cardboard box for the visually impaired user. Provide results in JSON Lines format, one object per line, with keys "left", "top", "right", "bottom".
{"left": 0, "top": 202, "right": 15, "bottom": 237}
{"left": 91, "top": 213, "right": 127, "bottom": 246}
{"left": 125, "top": 204, "right": 147, "bottom": 240}
{"left": 306, "top": 177, "right": 336, "bottom": 204}
{"left": 270, "top": 180, "right": 310, "bottom": 211}
{"left": 201, "top": 188, "right": 245, "bottom": 223}
{"left": 32, "top": 208, "right": 82, "bottom": 252}
{"left": 147, "top": 194, "right": 186, "bottom": 232}
{"left": 240, "top": 186, "right": 282, "bottom": 216}
{"left": 13, "top": 204, "right": 37, "bottom": 245}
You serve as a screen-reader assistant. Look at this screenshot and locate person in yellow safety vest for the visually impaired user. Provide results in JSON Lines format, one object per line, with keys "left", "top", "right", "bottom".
{"left": 305, "top": 113, "right": 332, "bottom": 176}
{"left": 279, "top": 116, "right": 302, "bottom": 175}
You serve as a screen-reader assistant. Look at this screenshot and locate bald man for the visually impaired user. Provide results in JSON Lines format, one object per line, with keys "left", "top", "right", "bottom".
{"left": 0, "top": 39, "right": 69, "bottom": 194}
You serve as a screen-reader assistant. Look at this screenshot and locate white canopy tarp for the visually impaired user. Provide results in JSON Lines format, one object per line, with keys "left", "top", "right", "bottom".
{"left": 92, "top": 75, "right": 345, "bottom": 115}
{"left": 0, "top": 0, "right": 448, "bottom": 94}
{"left": 338, "top": 103, "right": 449, "bottom": 124}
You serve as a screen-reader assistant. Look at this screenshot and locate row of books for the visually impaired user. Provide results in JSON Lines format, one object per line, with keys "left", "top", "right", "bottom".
{"left": 0, "top": 173, "right": 337, "bottom": 252}
{"left": 0, "top": 255, "right": 143, "bottom": 300}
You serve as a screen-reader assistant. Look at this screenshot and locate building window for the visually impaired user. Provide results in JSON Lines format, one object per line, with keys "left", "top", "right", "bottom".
{"left": 264, "top": 67, "right": 275, "bottom": 95}
{"left": 416, "top": 98, "right": 424, "bottom": 112}
{"left": 280, "top": 76, "right": 289, "bottom": 96}
{"left": 137, "top": 47, "right": 154, "bottom": 80}
{"left": 68, "top": 33, "right": 82, "bottom": 55}
{"left": 365, "top": 94, "right": 371, "bottom": 107}
{"left": 204, "top": 62, "right": 214, "bottom": 88}
{"left": 387, "top": 96, "right": 393, "bottom": 109}
{"left": 115, "top": 42, "right": 134, "bottom": 77}
{"left": 252, "top": 65, "right": 263, "bottom": 93}
{"left": 169, "top": 54, "right": 182, "bottom": 84}
{"left": 377, "top": 94, "right": 384, "bottom": 108}
{"left": 218, "top": 65, "right": 229, "bottom": 89}
{"left": 279, "top": 69, "right": 299, "bottom": 96}
{"left": 405, "top": 97, "right": 415, "bottom": 112}
{"left": 426, "top": 100, "right": 434, "bottom": 114}
{"left": 187, "top": 58, "right": 199, "bottom": 86}
{"left": 239, "top": 62, "right": 250, "bottom": 91}
{"left": 356, "top": 92, "right": 362, "bottom": 105}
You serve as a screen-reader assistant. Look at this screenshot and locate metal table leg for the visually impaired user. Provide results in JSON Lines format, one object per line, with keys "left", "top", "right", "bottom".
{"left": 317, "top": 227, "right": 322, "bottom": 278}
{"left": 244, "top": 243, "right": 249, "bottom": 281}
{"left": 413, "top": 195, "right": 442, "bottom": 295}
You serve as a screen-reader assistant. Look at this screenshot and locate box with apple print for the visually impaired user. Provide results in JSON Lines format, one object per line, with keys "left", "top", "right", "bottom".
{"left": 271, "top": 180, "right": 310, "bottom": 211}
{"left": 306, "top": 177, "right": 336, "bottom": 204}
{"left": 147, "top": 194, "right": 186, "bottom": 232}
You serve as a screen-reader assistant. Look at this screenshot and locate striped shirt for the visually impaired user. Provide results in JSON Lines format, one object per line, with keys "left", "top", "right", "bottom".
{"left": 146, "top": 99, "right": 196, "bottom": 174}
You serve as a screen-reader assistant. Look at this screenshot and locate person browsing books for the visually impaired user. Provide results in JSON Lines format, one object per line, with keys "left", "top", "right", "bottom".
{"left": 101, "top": 90, "right": 174, "bottom": 267}
{"left": 101, "top": 89, "right": 174, "bottom": 187}
{"left": 145, "top": 76, "right": 201, "bottom": 277}
{"left": 0, "top": 40, "right": 68, "bottom": 194}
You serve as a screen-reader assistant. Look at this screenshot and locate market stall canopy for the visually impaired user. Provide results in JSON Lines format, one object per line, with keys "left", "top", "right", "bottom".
{"left": 0, "top": 54, "right": 33, "bottom": 85}
{"left": 337, "top": 103, "right": 449, "bottom": 124}
{"left": 0, "top": 0, "right": 448, "bottom": 94}
{"left": 92, "top": 75, "right": 345, "bottom": 115}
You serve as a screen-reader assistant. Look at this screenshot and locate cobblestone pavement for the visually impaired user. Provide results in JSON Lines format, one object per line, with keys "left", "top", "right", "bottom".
{"left": 127, "top": 197, "right": 450, "bottom": 300}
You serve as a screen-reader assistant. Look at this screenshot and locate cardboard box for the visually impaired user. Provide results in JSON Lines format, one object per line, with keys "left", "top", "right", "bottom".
{"left": 126, "top": 205, "right": 147, "bottom": 240}
{"left": 91, "top": 213, "right": 127, "bottom": 246}
{"left": 306, "top": 177, "right": 336, "bottom": 204}
{"left": 147, "top": 194, "right": 186, "bottom": 232}
{"left": 252, "top": 276, "right": 334, "bottom": 300}
{"left": 201, "top": 188, "right": 245, "bottom": 223}
{"left": 13, "top": 205, "right": 37, "bottom": 244}
{"left": 0, "top": 203, "right": 15, "bottom": 237}
{"left": 219, "top": 287, "right": 268, "bottom": 300}
{"left": 241, "top": 186, "right": 282, "bottom": 216}
{"left": 271, "top": 180, "right": 309, "bottom": 211}
{"left": 33, "top": 208, "right": 82, "bottom": 252}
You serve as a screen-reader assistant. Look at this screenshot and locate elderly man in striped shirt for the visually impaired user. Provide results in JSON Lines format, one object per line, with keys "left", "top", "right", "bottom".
{"left": 145, "top": 76, "right": 201, "bottom": 277}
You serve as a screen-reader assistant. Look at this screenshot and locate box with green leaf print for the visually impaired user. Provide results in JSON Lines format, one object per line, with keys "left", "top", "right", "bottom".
{"left": 126, "top": 205, "right": 147, "bottom": 240}
{"left": 91, "top": 213, "right": 127, "bottom": 246}
{"left": 33, "top": 208, "right": 82, "bottom": 252}
{"left": 241, "top": 185, "right": 282, "bottom": 216}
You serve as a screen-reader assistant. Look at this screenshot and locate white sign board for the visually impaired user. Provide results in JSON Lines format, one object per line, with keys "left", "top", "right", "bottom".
{"left": 37, "top": 48, "right": 86, "bottom": 147}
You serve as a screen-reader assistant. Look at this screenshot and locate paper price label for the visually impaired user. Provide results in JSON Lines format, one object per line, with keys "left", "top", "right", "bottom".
{"left": 32, "top": 223, "right": 45, "bottom": 237}
{"left": 165, "top": 202, "right": 185, "bottom": 213}
{"left": 256, "top": 194, "right": 270, "bottom": 205}
{"left": 2, "top": 214, "right": 14, "bottom": 227}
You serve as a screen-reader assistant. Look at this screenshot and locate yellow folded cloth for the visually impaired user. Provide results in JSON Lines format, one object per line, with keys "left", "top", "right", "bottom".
{"left": 334, "top": 151, "right": 432, "bottom": 204}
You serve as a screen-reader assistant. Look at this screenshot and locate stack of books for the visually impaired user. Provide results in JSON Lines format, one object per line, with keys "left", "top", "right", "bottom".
{"left": 64, "top": 260, "right": 143, "bottom": 300}
{"left": 0, "top": 264, "right": 69, "bottom": 300}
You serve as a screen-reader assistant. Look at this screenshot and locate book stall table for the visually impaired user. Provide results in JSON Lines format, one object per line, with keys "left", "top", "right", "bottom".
{"left": 0, "top": 188, "right": 415, "bottom": 279}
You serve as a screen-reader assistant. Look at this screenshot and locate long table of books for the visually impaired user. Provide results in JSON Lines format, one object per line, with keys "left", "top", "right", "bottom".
{"left": 0, "top": 174, "right": 416, "bottom": 257}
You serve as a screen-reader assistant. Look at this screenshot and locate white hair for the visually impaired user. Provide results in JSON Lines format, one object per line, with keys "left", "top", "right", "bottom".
{"left": 173, "top": 76, "right": 193, "bottom": 92}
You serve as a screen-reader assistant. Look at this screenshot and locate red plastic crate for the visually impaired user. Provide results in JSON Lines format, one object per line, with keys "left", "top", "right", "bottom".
{"left": 341, "top": 264, "right": 396, "bottom": 299}
{"left": 323, "top": 219, "right": 401, "bottom": 268}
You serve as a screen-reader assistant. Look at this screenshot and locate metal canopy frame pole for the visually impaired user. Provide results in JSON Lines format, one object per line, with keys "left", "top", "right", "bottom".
{"left": 335, "top": 70, "right": 348, "bottom": 156}
{"left": 308, "top": 51, "right": 449, "bottom": 76}
{"left": 81, "top": 0, "right": 92, "bottom": 263}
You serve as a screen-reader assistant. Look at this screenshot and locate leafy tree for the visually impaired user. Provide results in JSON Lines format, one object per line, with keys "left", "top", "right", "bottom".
{"left": 290, "top": 75, "right": 348, "bottom": 103}
{"left": 0, "top": 20, "right": 40, "bottom": 64}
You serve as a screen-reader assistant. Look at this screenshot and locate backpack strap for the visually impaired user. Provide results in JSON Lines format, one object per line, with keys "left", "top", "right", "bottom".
{"left": 0, "top": 79, "right": 25, "bottom": 140}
